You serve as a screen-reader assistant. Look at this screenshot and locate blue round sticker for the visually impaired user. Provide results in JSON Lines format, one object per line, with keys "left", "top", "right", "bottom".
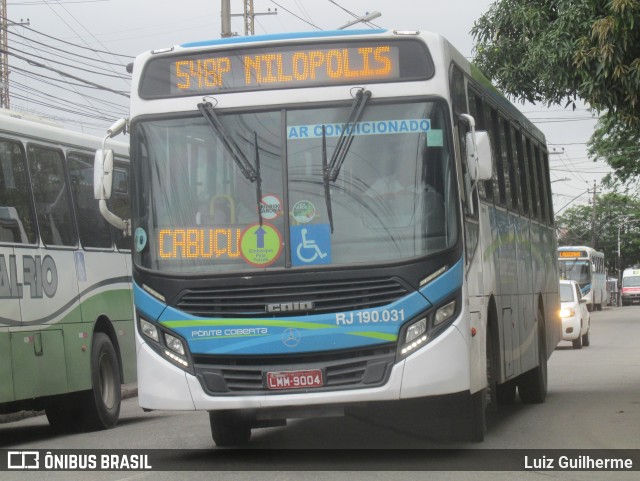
{"left": 134, "top": 227, "right": 147, "bottom": 252}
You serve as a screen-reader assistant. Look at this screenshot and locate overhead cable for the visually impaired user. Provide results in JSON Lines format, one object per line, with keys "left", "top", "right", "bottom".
{"left": 2, "top": 48, "right": 130, "bottom": 97}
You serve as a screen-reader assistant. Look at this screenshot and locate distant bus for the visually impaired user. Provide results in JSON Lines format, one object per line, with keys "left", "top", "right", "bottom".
{"left": 0, "top": 111, "right": 134, "bottom": 431}
{"left": 97, "top": 29, "right": 560, "bottom": 445}
{"left": 621, "top": 268, "right": 640, "bottom": 306}
{"left": 558, "top": 246, "right": 606, "bottom": 311}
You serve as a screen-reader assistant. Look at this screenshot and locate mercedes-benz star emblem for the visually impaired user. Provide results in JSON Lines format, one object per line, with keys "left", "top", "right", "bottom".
{"left": 281, "top": 328, "right": 301, "bottom": 347}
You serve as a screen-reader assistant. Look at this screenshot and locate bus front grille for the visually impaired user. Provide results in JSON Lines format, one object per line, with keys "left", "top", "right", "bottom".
{"left": 175, "top": 277, "right": 410, "bottom": 318}
{"left": 193, "top": 345, "right": 396, "bottom": 395}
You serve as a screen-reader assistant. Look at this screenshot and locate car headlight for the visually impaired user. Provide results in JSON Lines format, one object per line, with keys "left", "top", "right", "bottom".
{"left": 560, "top": 308, "right": 575, "bottom": 318}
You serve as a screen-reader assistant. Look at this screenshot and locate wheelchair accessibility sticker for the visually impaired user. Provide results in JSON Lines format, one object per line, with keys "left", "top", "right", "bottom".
{"left": 290, "top": 224, "right": 331, "bottom": 266}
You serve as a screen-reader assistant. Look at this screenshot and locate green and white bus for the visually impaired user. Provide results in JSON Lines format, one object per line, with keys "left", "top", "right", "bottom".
{"left": 0, "top": 110, "right": 134, "bottom": 432}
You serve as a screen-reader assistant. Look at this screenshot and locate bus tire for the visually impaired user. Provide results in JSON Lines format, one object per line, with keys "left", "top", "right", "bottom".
{"left": 81, "top": 332, "right": 121, "bottom": 430}
{"left": 496, "top": 380, "right": 517, "bottom": 405}
{"left": 46, "top": 394, "right": 83, "bottom": 433}
{"left": 517, "top": 309, "right": 547, "bottom": 404}
{"left": 209, "top": 411, "right": 252, "bottom": 447}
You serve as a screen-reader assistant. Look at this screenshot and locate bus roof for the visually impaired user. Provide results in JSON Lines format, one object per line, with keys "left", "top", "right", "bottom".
{"left": 0, "top": 109, "right": 129, "bottom": 158}
{"left": 179, "top": 29, "right": 388, "bottom": 49}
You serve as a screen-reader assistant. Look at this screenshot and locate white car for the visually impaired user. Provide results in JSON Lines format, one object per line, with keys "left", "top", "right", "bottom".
{"left": 560, "top": 280, "right": 591, "bottom": 349}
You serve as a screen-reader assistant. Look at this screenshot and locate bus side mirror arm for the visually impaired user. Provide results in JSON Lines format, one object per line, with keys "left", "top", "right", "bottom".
{"left": 94, "top": 118, "right": 131, "bottom": 235}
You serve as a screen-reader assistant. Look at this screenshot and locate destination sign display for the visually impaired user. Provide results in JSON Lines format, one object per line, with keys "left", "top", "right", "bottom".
{"left": 139, "top": 39, "right": 433, "bottom": 98}
{"left": 559, "top": 251, "right": 587, "bottom": 258}
{"left": 158, "top": 224, "right": 283, "bottom": 267}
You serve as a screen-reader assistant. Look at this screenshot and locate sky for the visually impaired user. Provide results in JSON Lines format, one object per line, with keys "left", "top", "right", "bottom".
{"left": 3, "top": 0, "right": 611, "bottom": 213}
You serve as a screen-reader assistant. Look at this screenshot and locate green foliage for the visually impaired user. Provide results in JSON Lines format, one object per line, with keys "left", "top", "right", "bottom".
{"left": 556, "top": 192, "right": 640, "bottom": 273}
{"left": 471, "top": 0, "right": 640, "bottom": 181}
{"left": 588, "top": 113, "right": 640, "bottom": 183}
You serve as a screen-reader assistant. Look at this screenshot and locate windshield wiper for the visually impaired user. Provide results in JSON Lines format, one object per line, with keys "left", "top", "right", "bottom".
{"left": 326, "top": 88, "right": 371, "bottom": 182}
{"left": 321, "top": 88, "right": 371, "bottom": 233}
{"left": 253, "top": 132, "right": 263, "bottom": 225}
{"left": 320, "top": 126, "right": 334, "bottom": 233}
{"left": 197, "top": 101, "right": 260, "bottom": 183}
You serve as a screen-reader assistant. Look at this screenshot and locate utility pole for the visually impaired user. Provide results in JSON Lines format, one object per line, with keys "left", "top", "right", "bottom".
{"left": 1, "top": 0, "right": 9, "bottom": 108}
{"left": 231, "top": 0, "right": 277, "bottom": 36}
{"left": 0, "top": 0, "right": 30, "bottom": 109}
{"left": 221, "top": 0, "right": 233, "bottom": 38}
{"left": 590, "top": 180, "right": 597, "bottom": 248}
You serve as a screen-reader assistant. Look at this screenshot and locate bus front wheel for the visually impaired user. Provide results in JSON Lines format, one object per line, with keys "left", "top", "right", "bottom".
{"left": 81, "top": 332, "right": 122, "bottom": 430}
{"left": 209, "top": 411, "right": 252, "bottom": 447}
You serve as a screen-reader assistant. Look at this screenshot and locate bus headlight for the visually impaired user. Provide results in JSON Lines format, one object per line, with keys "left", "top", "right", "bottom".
{"left": 140, "top": 318, "right": 159, "bottom": 342}
{"left": 434, "top": 300, "right": 456, "bottom": 326}
{"left": 400, "top": 318, "right": 428, "bottom": 357}
{"left": 137, "top": 313, "right": 192, "bottom": 373}
{"left": 397, "top": 293, "right": 461, "bottom": 360}
{"left": 164, "top": 333, "right": 186, "bottom": 356}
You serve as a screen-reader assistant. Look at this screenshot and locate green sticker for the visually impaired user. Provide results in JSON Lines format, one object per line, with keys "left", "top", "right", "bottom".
{"left": 292, "top": 200, "right": 316, "bottom": 224}
{"left": 427, "top": 129, "right": 443, "bottom": 147}
{"left": 240, "top": 223, "right": 283, "bottom": 267}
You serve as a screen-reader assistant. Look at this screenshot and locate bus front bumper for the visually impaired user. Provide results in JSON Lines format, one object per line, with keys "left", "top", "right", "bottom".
{"left": 136, "top": 322, "right": 471, "bottom": 412}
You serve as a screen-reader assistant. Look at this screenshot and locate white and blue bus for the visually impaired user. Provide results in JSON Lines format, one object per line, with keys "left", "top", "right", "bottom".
{"left": 96, "top": 29, "right": 561, "bottom": 444}
{"left": 558, "top": 246, "right": 606, "bottom": 311}
{"left": 1, "top": 110, "right": 134, "bottom": 432}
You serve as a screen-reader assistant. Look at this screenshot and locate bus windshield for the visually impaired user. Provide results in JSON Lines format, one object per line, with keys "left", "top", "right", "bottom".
{"left": 559, "top": 260, "right": 591, "bottom": 285}
{"left": 131, "top": 100, "right": 457, "bottom": 273}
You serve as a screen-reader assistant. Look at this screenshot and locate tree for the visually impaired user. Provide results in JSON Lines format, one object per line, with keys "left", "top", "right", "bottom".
{"left": 556, "top": 192, "right": 640, "bottom": 274}
{"left": 471, "top": 0, "right": 640, "bottom": 181}
{"left": 588, "top": 114, "right": 640, "bottom": 184}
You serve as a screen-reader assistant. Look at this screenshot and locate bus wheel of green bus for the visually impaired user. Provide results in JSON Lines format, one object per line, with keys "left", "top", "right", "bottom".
{"left": 209, "top": 411, "right": 252, "bottom": 447}
{"left": 517, "top": 310, "right": 547, "bottom": 404}
{"left": 82, "top": 333, "right": 121, "bottom": 430}
{"left": 46, "top": 395, "right": 83, "bottom": 433}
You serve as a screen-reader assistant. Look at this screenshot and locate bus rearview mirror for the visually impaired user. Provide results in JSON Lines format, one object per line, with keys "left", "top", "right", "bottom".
{"left": 465, "top": 131, "right": 493, "bottom": 181}
{"left": 94, "top": 149, "right": 114, "bottom": 200}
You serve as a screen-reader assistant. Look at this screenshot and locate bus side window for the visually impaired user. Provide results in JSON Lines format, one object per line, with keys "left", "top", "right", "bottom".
{"left": 0, "top": 139, "right": 37, "bottom": 244}
{"left": 68, "top": 152, "right": 113, "bottom": 249}
{"left": 27, "top": 144, "right": 77, "bottom": 247}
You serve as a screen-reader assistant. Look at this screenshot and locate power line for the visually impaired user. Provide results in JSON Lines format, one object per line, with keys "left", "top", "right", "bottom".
{"left": 1, "top": 48, "right": 129, "bottom": 96}
{"left": 0, "top": 14, "right": 134, "bottom": 58}
{"left": 270, "top": 1, "right": 322, "bottom": 30}
{"left": 327, "top": 0, "right": 381, "bottom": 28}
{"left": 9, "top": 29, "right": 126, "bottom": 66}
{"left": 8, "top": 63, "right": 127, "bottom": 92}
{"left": 11, "top": 81, "right": 127, "bottom": 117}
{"left": 11, "top": 68, "right": 127, "bottom": 109}
{"left": 8, "top": 44, "right": 130, "bottom": 78}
